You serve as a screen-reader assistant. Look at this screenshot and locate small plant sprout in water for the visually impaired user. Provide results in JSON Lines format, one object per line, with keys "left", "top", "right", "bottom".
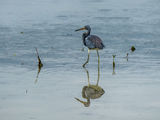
{"left": 126, "top": 53, "right": 129, "bottom": 61}
{"left": 112, "top": 55, "right": 116, "bottom": 68}
{"left": 112, "top": 55, "right": 116, "bottom": 75}
{"left": 35, "top": 48, "right": 43, "bottom": 84}
{"left": 26, "top": 89, "right": 28, "bottom": 94}
{"left": 131, "top": 46, "right": 136, "bottom": 52}
{"left": 35, "top": 48, "right": 43, "bottom": 68}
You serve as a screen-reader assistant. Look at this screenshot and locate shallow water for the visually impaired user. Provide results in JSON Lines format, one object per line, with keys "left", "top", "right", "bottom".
{"left": 0, "top": 0, "right": 160, "bottom": 120}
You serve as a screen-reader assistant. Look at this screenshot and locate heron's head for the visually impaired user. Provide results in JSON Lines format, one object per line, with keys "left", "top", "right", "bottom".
{"left": 75, "top": 25, "right": 91, "bottom": 32}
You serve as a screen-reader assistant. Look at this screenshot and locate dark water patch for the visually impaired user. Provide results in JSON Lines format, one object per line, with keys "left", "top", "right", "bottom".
{"left": 122, "top": 9, "right": 129, "bottom": 11}
{"left": 20, "top": 28, "right": 45, "bottom": 35}
{"left": 106, "top": 17, "right": 130, "bottom": 20}
{"left": 31, "top": 22, "right": 49, "bottom": 27}
{"left": 0, "top": 26, "right": 12, "bottom": 33}
{"left": 0, "top": 57, "right": 36, "bottom": 69}
{"left": 56, "top": 15, "right": 68, "bottom": 20}
{"left": 93, "top": 16, "right": 130, "bottom": 23}
{"left": 94, "top": 17, "right": 108, "bottom": 20}
{"left": 83, "top": 0, "right": 104, "bottom": 3}
{"left": 0, "top": 81, "right": 7, "bottom": 85}
{"left": 98, "top": 9, "right": 112, "bottom": 12}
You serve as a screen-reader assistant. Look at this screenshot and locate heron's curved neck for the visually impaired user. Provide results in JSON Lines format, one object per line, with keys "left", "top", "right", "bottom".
{"left": 86, "top": 29, "right": 91, "bottom": 37}
{"left": 82, "top": 30, "right": 90, "bottom": 45}
{"left": 82, "top": 86, "right": 88, "bottom": 98}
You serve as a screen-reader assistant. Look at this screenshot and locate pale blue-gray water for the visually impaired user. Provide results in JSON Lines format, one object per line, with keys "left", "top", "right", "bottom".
{"left": 0, "top": 0, "right": 160, "bottom": 120}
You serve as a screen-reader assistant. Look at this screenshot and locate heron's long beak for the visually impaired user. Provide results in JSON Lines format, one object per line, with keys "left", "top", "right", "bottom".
{"left": 75, "top": 97, "right": 90, "bottom": 107}
{"left": 75, "top": 27, "right": 86, "bottom": 31}
{"left": 75, "top": 97, "right": 86, "bottom": 104}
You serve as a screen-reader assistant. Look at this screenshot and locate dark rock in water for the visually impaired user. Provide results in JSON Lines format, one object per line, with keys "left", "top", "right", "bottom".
{"left": 21, "top": 62, "right": 24, "bottom": 65}
{"left": 131, "top": 46, "right": 136, "bottom": 52}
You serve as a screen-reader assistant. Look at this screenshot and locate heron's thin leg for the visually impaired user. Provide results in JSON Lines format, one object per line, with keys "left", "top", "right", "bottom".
{"left": 83, "top": 67, "right": 90, "bottom": 86}
{"left": 83, "top": 49, "right": 90, "bottom": 68}
{"left": 96, "top": 49, "right": 100, "bottom": 86}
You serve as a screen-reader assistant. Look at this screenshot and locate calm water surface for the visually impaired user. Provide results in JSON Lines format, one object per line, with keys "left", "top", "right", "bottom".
{"left": 0, "top": 0, "right": 160, "bottom": 120}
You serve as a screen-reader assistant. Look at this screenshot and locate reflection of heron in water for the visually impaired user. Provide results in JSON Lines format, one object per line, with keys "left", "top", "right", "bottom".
{"left": 35, "top": 48, "right": 43, "bottom": 84}
{"left": 75, "top": 60, "right": 105, "bottom": 107}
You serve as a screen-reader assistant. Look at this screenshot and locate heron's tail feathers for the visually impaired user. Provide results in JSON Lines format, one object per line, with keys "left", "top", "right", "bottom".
{"left": 101, "top": 43, "right": 105, "bottom": 49}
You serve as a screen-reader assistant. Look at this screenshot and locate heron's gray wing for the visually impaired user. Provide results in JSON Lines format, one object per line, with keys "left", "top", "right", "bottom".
{"left": 86, "top": 35, "right": 104, "bottom": 49}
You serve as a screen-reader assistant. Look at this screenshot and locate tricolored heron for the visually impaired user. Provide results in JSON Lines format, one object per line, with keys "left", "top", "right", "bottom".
{"left": 75, "top": 66, "right": 105, "bottom": 107}
{"left": 75, "top": 25, "right": 105, "bottom": 67}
